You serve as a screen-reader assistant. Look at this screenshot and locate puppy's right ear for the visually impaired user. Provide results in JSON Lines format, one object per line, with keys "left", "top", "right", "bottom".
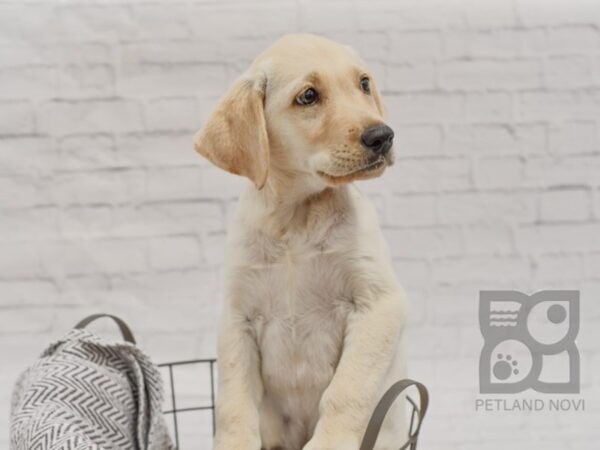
{"left": 194, "top": 71, "right": 269, "bottom": 190}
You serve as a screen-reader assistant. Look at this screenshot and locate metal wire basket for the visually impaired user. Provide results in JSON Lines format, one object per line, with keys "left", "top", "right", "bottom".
{"left": 158, "top": 358, "right": 428, "bottom": 450}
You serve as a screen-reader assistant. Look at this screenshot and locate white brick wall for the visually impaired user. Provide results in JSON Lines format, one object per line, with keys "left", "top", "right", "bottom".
{"left": 1, "top": 0, "right": 599, "bottom": 449}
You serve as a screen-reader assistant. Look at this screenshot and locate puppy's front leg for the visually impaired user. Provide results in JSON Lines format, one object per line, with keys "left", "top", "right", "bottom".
{"left": 214, "top": 305, "right": 263, "bottom": 450}
{"left": 304, "top": 282, "right": 407, "bottom": 450}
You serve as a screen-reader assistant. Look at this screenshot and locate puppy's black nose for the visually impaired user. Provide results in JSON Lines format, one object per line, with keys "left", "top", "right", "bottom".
{"left": 361, "top": 124, "right": 394, "bottom": 155}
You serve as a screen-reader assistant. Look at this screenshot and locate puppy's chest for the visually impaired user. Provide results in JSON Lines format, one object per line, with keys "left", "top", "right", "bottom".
{"left": 237, "top": 234, "right": 354, "bottom": 379}
{"left": 245, "top": 239, "right": 353, "bottom": 329}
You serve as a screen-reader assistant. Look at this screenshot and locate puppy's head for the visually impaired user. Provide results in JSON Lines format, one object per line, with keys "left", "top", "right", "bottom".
{"left": 194, "top": 34, "right": 394, "bottom": 190}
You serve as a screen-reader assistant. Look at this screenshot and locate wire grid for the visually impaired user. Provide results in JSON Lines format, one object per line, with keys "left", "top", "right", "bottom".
{"left": 159, "top": 358, "right": 217, "bottom": 449}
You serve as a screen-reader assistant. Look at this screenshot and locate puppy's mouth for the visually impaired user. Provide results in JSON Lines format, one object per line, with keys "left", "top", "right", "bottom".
{"left": 317, "top": 156, "right": 388, "bottom": 185}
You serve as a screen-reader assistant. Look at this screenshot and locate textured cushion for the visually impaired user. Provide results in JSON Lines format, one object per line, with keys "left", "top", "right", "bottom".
{"left": 10, "top": 327, "right": 173, "bottom": 450}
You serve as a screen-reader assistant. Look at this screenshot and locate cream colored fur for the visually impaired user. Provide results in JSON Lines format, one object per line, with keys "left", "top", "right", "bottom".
{"left": 194, "top": 34, "right": 408, "bottom": 450}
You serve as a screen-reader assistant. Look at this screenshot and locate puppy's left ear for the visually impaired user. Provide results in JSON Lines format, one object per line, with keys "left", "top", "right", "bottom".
{"left": 194, "top": 71, "right": 269, "bottom": 190}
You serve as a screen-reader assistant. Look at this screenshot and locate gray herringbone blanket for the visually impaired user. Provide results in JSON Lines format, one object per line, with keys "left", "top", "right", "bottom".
{"left": 10, "top": 318, "right": 173, "bottom": 450}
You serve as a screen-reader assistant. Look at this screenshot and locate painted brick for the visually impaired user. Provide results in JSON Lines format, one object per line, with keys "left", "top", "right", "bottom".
{"left": 405, "top": 325, "right": 460, "bottom": 359}
{"left": 1, "top": 279, "right": 60, "bottom": 307}
{"left": 545, "top": 55, "right": 593, "bottom": 88}
{"left": 395, "top": 125, "right": 443, "bottom": 158}
{"left": 439, "top": 59, "right": 542, "bottom": 90}
{"left": 202, "top": 231, "right": 228, "bottom": 267}
{"left": 0, "top": 308, "right": 54, "bottom": 334}
{"left": 49, "top": 169, "right": 146, "bottom": 205}
{"left": 539, "top": 188, "right": 591, "bottom": 222}
{"left": 533, "top": 254, "right": 586, "bottom": 284}
{"left": 437, "top": 192, "right": 537, "bottom": 225}
{"left": 60, "top": 205, "right": 113, "bottom": 235}
{"left": 0, "top": 101, "right": 35, "bottom": 135}
{"left": 356, "top": 1, "right": 465, "bottom": 32}
{"left": 39, "top": 238, "right": 148, "bottom": 276}
{"left": 0, "top": 136, "right": 56, "bottom": 175}
{"left": 386, "top": 92, "right": 464, "bottom": 123}
{"left": 548, "top": 121, "right": 597, "bottom": 155}
{"left": 384, "top": 227, "right": 463, "bottom": 259}
{"left": 545, "top": 26, "right": 600, "bottom": 53}
{"left": 465, "top": 91, "right": 513, "bottom": 122}
{"left": 297, "top": 2, "right": 356, "bottom": 33}
{"left": 57, "top": 134, "right": 117, "bottom": 170}
{"left": 394, "top": 158, "right": 472, "bottom": 193}
{"left": 144, "top": 97, "right": 199, "bottom": 132}
{"left": 118, "top": 62, "right": 231, "bottom": 97}
{"left": 462, "top": 0, "right": 518, "bottom": 28}
{"left": 432, "top": 256, "right": 532, "bottom": 286}
{"left": 386, "top": 63, "right": 436, "bottom": 91}
{"left": 198, "top": 165, "right": 248, "bottom": 199}
{"left": 446, "top": 30, "right": 526, "bottom": 58}
{"left": 116, "top": 132, "right": 204, "bottom": 168}
{"left": 189, "top": 3, "right": 297, "bottom": 38}
{"left": 389, "top": 31, "right": 441, "bottom": 63}
{"left": 386, "top": 194, "right": 437, "bottom": 226}
{"left": 112, "top": 201, "right": 224, "bottom": 237}
{"left": 56, "top": 4, "right": 144, "bottom": 40}
{"left": 149, "top": 236, "right": 201, "bottom": 271}
{"left": 462, "top": 224, "right": 515, "bottom": 256}
{"left": 0, "top": 175, "right": 38, "bottom": 209}
{"left": 0, "top": 241, "right": 41, "bottom": 278}
{"left": 473, "top": 156, "right": 524, "bottom": 190}
{"left": 445, "top": 124, "right": 546, "bottom": 156}
{"left": 516, "top": 223, "right": 600, "bottom": 254}
{"left": 0, "top": 66, "right": 57, "bottom": 99}
{"left": 523, "top": 155, "right": 600, "bottom": 188}
{"left": 38, "top": 99, "right": 143, "bottom": 134}
{"left": 393, "top": 259, "right": 431, "bottom": 290}
{"left": 58, "top": 64, "right": 115, "bottom": 97}
{"left": 517, "top": 89, "right": 600, "bottom": 120}
{"left": 146, "top": 166, "right": 203, "bottom": 201}
{"left": 0, "top": 207, "right": 59, "bottom": 239}
{"left": 516, "top": 0, "right": 600, "bottom": 26}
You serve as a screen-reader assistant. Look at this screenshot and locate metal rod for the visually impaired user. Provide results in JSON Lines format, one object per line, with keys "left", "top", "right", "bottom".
{"left": 407, "top": 396, "right": 417, "bottom": 436}
{"left": 168, "top": 364, "right": 180, "bottom": 449}
{"left": 209, "top": 360, "right": 216, "bottom": 435}
{"left": 158, "top": 358, "right": 217, "bottom": 367}
{"left": 163, "top": 406, "right": 214, "bottom": 414}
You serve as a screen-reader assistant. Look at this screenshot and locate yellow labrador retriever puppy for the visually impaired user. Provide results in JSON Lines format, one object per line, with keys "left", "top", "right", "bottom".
{"left": 194, "top": 34, "right": 408, "bottom": 450}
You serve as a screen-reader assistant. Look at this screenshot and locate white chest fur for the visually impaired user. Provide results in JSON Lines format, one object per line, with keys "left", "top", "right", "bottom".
{"left": 223, "top": 187, "right": 361, "bottom": 439}
{"left": 229, "top": 222, "right": 355, "bottom": 423}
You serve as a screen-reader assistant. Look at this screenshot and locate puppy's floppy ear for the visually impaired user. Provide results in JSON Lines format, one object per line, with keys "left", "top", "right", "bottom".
{"left": 194, "top": 71, "right": 269, "bottom": 190}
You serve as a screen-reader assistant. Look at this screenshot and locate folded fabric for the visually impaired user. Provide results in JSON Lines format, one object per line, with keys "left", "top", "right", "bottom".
{"left": 10, "top": 314, "right": 174, "bottom": 450}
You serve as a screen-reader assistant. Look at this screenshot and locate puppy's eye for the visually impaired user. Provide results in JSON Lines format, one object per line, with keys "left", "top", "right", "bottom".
{"left": 296, "top": 88, "right": 319, "bottom": 106}
{"left": 360, "top": 77, "right": 371, "bottom": 94}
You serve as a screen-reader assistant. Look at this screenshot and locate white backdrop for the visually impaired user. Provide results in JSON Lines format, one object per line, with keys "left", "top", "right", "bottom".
{"left": 1, "top": 0, "right": 600, "bottom": 449}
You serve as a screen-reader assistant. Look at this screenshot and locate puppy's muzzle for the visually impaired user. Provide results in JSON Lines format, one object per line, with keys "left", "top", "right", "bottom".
{"left": 361, "top": 124, "right": 394, "bottom": 156}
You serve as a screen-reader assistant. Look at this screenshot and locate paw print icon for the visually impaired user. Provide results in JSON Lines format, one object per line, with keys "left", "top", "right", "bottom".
{"left": 479, "top": 290, "right": 580, "bottom": 394}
